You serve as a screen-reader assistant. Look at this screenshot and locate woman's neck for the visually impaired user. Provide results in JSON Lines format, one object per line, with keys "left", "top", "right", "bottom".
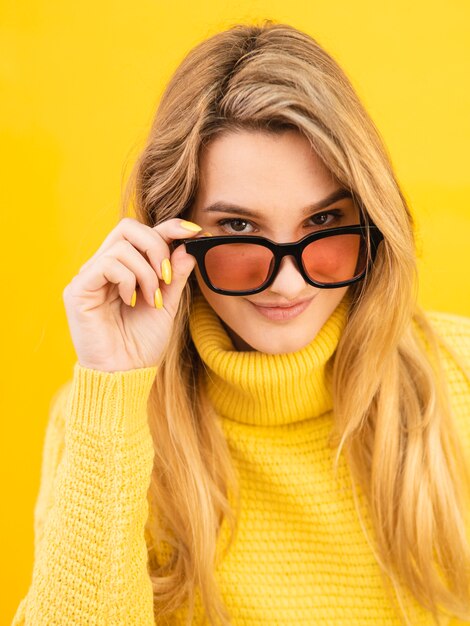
{"left": 220, "top": 319, "right": 256, "bottom": 352}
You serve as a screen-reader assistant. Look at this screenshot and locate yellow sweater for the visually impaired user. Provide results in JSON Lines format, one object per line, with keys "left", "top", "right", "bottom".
{"left": 12, "top": 294, "right": 470, "bottom": 625}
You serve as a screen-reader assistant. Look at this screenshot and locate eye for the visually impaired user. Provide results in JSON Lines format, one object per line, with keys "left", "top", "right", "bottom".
{"left": 217, "top": 218, "right": 255, "bottom": 234}
{"left": 308, "top": 209, "right": 344, "bottom": 227}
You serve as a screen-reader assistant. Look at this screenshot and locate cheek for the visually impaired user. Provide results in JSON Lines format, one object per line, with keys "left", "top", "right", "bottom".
{"left": 314, "top": 287, "right": 349, "bottom": 317}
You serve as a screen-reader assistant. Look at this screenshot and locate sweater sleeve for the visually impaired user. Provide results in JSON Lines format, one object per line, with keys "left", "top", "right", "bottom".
{"left": 11, "top": 361, "right": 158, "bottom": 626}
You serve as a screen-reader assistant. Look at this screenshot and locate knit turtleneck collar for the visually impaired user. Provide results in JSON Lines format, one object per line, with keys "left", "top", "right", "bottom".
{"left": 188, "top": 292, "right": 350, "bottom": 427}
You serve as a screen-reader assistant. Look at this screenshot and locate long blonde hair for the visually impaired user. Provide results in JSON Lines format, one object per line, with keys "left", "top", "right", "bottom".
{"left": 120, "top": 20, "right": 470, "bottom": 625}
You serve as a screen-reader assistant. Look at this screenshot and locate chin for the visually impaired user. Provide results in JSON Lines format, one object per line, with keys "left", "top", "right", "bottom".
{"left": 248, "top": 334, "right": 317, "bottom": 354}
{"left": 233, "top": 316, "right": 324, "bottom": 353}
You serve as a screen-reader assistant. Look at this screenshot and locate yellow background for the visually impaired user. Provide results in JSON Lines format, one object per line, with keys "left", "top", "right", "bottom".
{"left": 1, "top": 1, "right": 469, "bottom": 623}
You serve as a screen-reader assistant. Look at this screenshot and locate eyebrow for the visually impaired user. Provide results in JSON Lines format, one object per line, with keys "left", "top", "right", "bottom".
{"left": 200, "top": 188, "right": 353, "bottom": 219}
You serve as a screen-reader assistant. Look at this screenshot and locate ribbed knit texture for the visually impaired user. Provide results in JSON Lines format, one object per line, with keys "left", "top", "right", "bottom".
{"left": 189, "top": 292, "right": 348, "bottom": 427}
{"left": 12, "top": 294, "right": 470, "bottom": 625}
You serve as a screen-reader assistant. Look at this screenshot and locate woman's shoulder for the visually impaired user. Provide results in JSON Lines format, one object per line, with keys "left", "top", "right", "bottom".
{"left": 418, "top": 310, "right": 470, "bottom": 451}
{"left": 411, "top": 308, "right": 470, "bottom": 408}
{"left": 423, "top": 309, "right": 470, "bottom": 368}
{"left": 416, "top": 309, "right": 470, "bottom": 421}
{"left": 425, "top": 308, "right": 470, "bottom": 336}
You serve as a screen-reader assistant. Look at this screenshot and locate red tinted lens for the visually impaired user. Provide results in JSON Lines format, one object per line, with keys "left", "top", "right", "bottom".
{"left": 204, "top": 243, "right": 274, "bottom": 291}
{"left": 302, "top": 234, "right": 367, "bottom": 284}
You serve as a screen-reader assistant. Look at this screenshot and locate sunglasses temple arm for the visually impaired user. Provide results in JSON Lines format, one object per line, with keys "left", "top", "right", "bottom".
{"left": 170, "top": 239, "right": 189, "bottom": 251}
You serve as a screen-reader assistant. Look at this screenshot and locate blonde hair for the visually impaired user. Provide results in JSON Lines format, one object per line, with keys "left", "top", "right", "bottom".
{"left": 120, "top": 20, "right": 470, "bottom": 625}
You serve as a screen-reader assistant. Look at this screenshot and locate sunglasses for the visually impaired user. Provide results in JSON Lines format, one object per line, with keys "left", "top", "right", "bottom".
{"left": 171, "top": 224, "right": 384, "bottom": 296}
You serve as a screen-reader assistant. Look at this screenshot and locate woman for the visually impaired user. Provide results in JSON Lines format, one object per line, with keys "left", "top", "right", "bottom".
{"left": 13, "top": 20, "right": 470, "bottom": 626}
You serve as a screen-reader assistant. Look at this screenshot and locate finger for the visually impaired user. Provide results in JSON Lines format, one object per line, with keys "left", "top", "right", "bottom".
{"left": 78, "top": 217, "right": 203, "bottom": 279}
{"left": 157, "top": 244, "right": 198, "bottom": 317}
{"left": 102, "top": 239, "right": 161, "bottom": 308}
{"left": 71, "top": 255, "right": 138, "bottom": 308}
{"left": 78, "top": 216, "right": 164, "bottom": 275}
{"left": 151, "top": 218, "right": 203, "bottom": 245}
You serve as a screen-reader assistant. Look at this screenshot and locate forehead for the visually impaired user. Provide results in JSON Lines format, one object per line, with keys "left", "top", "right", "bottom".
{"left": 195, "top": 129, "right": 339, "bottom": 209}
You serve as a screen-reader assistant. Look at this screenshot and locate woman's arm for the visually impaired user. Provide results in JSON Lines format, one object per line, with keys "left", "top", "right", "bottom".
{"left": 12, "top": 362, "right": 158, "bottom": 625}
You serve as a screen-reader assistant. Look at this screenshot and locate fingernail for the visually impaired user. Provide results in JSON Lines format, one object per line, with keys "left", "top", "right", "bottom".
{"left": 161, "top": 258, "right": 172, "bottom": 285}
{"left": 154, "top": 287, "right": 163, "bottom": 309}
{"left": 201, "top": 232, "right": 213, "bottom": 237}
{"left": 131, "top": 289, "right": 137, "bottom": 307}
{"left": 180, "top": 220, "right": 202, "bottom": 232}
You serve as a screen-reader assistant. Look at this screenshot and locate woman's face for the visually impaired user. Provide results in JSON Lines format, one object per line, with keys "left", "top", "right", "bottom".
{"left": 188, "top": 129, "right": 359, "bottom": 354}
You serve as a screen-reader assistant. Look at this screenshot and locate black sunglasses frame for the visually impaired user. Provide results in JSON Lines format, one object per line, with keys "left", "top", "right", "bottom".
{"left": 171, "top": 224, "right": 384, "bottom": 296}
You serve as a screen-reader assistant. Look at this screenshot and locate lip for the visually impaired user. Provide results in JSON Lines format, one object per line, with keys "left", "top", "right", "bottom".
{"left": 248, "top": 297, "right": 314, "bottom": 321}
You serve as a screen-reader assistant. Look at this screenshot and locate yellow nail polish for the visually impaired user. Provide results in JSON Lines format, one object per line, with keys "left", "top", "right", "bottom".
{"left": 180, "top": 220, "right": 202, "bottom": 232}
{"left": 154, "top": 287, "right": 163, "bottom": 309}
{"left": 201, "top": 231, "right": 213, "bottom": 237}
{"left": 161, "top": 258, "right": 172, "bottom": 285}
{"left": 130, "top": 289, "right": 137, "bottom": 307}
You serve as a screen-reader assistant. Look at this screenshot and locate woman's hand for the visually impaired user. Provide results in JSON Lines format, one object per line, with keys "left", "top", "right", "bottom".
{"left": 62, "top": 217, "right": 202, "bottom": 372}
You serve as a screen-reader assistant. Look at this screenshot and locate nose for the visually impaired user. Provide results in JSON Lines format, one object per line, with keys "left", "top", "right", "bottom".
{"left": 268, "top": 255, "right": 308, "bottom": 298}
